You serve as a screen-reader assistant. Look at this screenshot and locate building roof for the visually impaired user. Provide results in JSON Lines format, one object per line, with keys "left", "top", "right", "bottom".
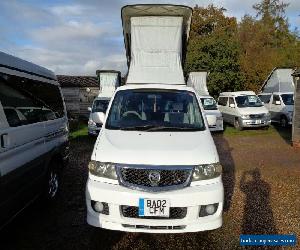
{"left": 57, "top": 75, "right": 99, "bottom": 88}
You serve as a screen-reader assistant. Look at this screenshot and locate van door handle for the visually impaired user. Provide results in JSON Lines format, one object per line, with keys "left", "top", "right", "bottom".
{"left": 1, "top": 133, "right": 8, "bottom": 148}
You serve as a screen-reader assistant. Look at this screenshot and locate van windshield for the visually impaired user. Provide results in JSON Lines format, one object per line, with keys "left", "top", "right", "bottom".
{"left": 200, "top": 97, "right": 218, "bottom": 110}
{"left": 281, "top": 94, "right": 294, "bottom": 105}
{"left": 105, "top": 89, "right": 205, "bottom": 131}
{"left": 235, "top": 95, "right": 263, "bottom": 108}
{"left": 92, "top": 100, "right": 109, "bottom": 113}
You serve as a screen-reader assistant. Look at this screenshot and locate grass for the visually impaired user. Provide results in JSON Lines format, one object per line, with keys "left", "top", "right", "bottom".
{"left": 221, "top": 124, "right": 278, "bottom": 136}
{"left": 68, "top": 120, "right": 291, "bottom": 141}
{"left": 69, "top": 121, "right": 88, "bottom": 139}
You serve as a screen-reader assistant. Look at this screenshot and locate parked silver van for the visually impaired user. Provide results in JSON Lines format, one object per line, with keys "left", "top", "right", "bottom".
{"left": 218, "top": 91, "right": 271, "bottom": 130}
{"left": 258, "top": 92, "right": 294, "bottom": 127}
{"left": 0, "top": 52, "right": 69, "bottom": 228}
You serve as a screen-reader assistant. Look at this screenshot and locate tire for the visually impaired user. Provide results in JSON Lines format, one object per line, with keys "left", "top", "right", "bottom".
{"left": 280, "top": 116, "right": 288, "bottom": 128}
{"left": 43, "top": 160, "right": 61, "bottom": 202}
{"left": 234, "top": 118, "right": 243, "bottom": 131}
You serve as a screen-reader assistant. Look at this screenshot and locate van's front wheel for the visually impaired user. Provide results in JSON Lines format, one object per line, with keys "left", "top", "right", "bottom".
{"left": 234, "top": 118, "right": 243, "bottom": 131}
{"left": 280, "top": 116, "right": 288, "bottom": 128}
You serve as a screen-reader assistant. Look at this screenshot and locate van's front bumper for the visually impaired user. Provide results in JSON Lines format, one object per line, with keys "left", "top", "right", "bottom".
{"left": 86, "top": 179, "right": 223, "bottom": 233}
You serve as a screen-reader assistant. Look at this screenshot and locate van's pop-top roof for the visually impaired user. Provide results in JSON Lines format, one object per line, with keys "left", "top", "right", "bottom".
{"left": 261, "top": 68, "right": 295, "bottom": 93}
{"left": 187, "top": 72, "right": 209, "bottom": 95}
{"left": 96, "top": 70, "right": 121, "bottom": 98}
{"left": 0, "top": 51, "right": 56, "bottom": 81}
{"left": 121, "top": 4, "right": 192, "bottom": 85}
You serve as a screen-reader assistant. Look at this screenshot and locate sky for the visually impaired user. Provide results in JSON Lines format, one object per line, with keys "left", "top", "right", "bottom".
{"left": 0, "top": 0, "right": 299, "bottom": 76}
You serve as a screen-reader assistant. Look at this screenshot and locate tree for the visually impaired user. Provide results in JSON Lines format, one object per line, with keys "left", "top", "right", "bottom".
{"left": 185, "top": 5, "right": 245, "bottom": 97}
{"left": 239, "top": 0, "right": 300, "bottom": 92}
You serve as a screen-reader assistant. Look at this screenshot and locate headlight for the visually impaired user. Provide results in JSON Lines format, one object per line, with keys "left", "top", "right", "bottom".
{"left": 192, "top": 163, "right": 222, "bottom": 181}
{"left": 88, "top": 119, "right": 96, "bottom": 126}
{"left": 88, "top": 161, "right": 117, "bottom": 179}
{"left": 241, "top": 114, "right": 250, "bottom": 119}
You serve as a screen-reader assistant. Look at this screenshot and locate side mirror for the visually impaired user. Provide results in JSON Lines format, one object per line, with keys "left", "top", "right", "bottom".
{"left": 229, "top": 103, "right": 235, "bottom": 108}
{"left": 275, "top": 100, "right": 281, "bottom": 105}
{"left": 93, "top": 112, "right": 106, "bottom": 124}
{"left": 206, "top": 115, "right": 217, "bottom": 127}
{"left": 88, "top": 107, "right": 92, "bottom": 112}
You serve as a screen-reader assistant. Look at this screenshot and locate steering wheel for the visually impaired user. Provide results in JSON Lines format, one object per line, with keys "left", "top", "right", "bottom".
{"left": 122, "top": 111, "right": 142, "bottom": 120}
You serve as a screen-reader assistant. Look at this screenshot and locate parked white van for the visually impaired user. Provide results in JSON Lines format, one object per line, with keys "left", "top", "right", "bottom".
{"left": 187, "top": 71, "right": 223, "bottom": 131}
{"left": 218, "top": 91, "right": 271, "bottom": 130}
{"left": 88, "top": 70, "right": 121, "bottom": 136}
{"left": 85, "top": 4, "right": 224, "bottom": 233}
{"left": 0, "top": 52, "right": 69, "bottom": 228}
{"left": 258, "top": 92, "right": 294, "bottom": 127}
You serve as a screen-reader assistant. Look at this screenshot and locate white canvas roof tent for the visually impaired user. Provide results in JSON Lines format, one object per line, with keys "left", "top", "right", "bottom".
{"left": 261, "top": 68, "right": 295, "bottom": 93}
{"left": 121, "top": 4, "right": 192, "bottom": 85}
{"left": 187, "top": 72, "right": 209, "bottom": 95}
{"left": 96, "top": 70, "right": 121, "bottom": 98}
{"left": 0, "top": 51, "right": 56, "bottom": 81}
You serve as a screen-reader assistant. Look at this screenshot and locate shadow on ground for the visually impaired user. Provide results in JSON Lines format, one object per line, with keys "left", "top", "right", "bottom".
{"left": 272, "top": 124, "right": 292, "bottom": 145}
{"left": 240, "top": 168, "right": 277, "bottom": 235}
{"left": 213, "top": 133, "right": 235, "bottom": 212}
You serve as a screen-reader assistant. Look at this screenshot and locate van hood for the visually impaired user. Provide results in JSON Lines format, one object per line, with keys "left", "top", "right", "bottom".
{"left": 238, "top": 106, "right": 269, "bottom": 115}
{"left": 92, "top": 129, "right": 218, "bottom": 166}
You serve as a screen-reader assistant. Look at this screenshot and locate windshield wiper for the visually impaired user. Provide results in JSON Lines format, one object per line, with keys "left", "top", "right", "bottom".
{"left": 119, "top": 125, "right": 156, "bottom": 131}
{"left": 145, "top": 126, "right": 201, "bottom": 132}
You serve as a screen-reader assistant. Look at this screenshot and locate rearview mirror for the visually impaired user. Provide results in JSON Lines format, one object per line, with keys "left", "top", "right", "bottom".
{"left": 88, "top": 107, "right": 92, "bottom": 112}
{"left": 206, "top": 115, "right": 217, "bottom": 127}
{"left": 275, "top": 100, "right": 281, "bottom": 105}
{"left": 93, "top": 112, "right": 106, "bottom": 124}
{"left": 229, "top": 103, "right": 235, "bottom": 108}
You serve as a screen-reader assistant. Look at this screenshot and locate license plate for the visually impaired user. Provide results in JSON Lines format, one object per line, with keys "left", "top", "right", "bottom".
{"left": 255, "top": 120, "right": 261, "bottom": 124}
{"left": 139, "top": 198, "right": 170, "bottom": 217}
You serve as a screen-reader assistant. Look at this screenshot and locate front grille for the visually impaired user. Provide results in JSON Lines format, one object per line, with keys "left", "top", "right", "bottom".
{"left": 117, "top": 166, "right": 192, "bottom": 191}
{"left": 121, "top": 206, "right": 187, "bottom": 219}
{"left": 122, "top": 224, "right": 186, "bottom": 230}
{"left": 249, "top": 114, "right": 264, "bottom": 119}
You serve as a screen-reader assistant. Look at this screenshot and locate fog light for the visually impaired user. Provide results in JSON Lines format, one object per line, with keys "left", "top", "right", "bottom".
{"left": 91, "top": 201, "right": 109, "bottom": 215}
{"left": 94, "top": 201, "right": 104, "bottom": 212}
{"left": 199, "top": 203, "right": 218, "bottom": 217}
{"left": 205, "top": 204, "right": 216, "bottom": 215}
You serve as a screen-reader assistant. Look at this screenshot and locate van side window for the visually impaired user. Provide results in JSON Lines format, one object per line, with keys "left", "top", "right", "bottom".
{"left": 0, "top": 73, "right": 64, "bottom": 127}
{"left": 258, "top": 95, "right": 271, "bottom": 104}
{"left": 272, "top": 95, "right": 280, "bottom": 104}
{"left": 218, "top": 97, "right": 228, "bottom": 106}
{"left": 229, "top": 97, "right": 235, "bottom": 106}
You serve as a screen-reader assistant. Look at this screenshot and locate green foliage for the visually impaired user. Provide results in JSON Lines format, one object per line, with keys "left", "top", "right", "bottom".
{"left": 185, "top": 1, "right": 300, "bottom": 95}
{"left": 185, "top": 5, "right": 245, "bottom": 98}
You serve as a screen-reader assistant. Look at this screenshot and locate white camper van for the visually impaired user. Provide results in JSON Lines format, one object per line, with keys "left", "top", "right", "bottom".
{"left": 86, "top": 5, "right": 224, "bottom": 233}
{"left": 218, "top": 91, "right": 271, "bottom": 130}
{"left": 0, "top": 52, "right": 69, "bottom": 228}
{"left": 258, "top": 68, "right": 295, "bottom": 127}
{"left": 88, "top": 70, "right": 121, "bottom": 136}
{"left": 187, "top": 72, "right": 223, "bottom": 131}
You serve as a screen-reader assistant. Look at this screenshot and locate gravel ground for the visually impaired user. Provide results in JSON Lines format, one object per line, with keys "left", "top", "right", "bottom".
{"left": 1, "top": 128, "right": 299, "bottom": 250}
